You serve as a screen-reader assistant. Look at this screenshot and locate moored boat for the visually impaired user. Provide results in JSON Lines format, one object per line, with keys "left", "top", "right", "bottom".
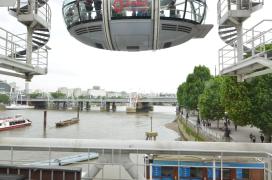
{"left": 56, "top": 118, "right": 79, "bottom": 128}
{"left": 0, "top": 114, "right": 31, "bottom": 131}
{"left": 5, "top": 104, "right": 35, "bottom": 110}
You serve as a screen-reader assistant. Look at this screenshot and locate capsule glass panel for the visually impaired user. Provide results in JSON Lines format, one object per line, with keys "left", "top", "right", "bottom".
{"left": 160, "top": 0, "right": 206, "bottom": 24}
{"left": 63, "top": 0, "right": 103, "bottom": 28}
{"left": 111, "top": 0, "right": 152, "bottom": 19}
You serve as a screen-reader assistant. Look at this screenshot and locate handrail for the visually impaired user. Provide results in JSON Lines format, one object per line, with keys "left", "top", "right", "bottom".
{"left": 219, "top": 20, "right": 272, "bottom": 72}
{"left": 0, "top": 27, "right": 48, "bottom": 68}
{"left": 217, "top": 0, "right": 264, "bottom": 21}
{"left": 10, "top": 0, "right": 52, "bottom": 28}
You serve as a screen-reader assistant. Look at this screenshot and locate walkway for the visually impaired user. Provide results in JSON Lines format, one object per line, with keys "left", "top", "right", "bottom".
{"left": 181, "top": 112, "right": 262, "bottom": 143}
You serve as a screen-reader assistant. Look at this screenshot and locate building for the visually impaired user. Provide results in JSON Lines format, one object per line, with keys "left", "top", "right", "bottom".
{"left": 58, "top": 87, "right": 69, "bottom": 97}
{"left": 87, "top": 86, "right": 106, "bottom": 98}
{"left": 0, "top": 80, "right": 11, "bottom": 94}
{"left": 73, "top": 88, "right": 82, "bottom": 98}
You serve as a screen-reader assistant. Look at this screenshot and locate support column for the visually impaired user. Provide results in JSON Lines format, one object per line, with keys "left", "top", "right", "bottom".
{"left": 80, "top": 101, "right": 84, "bottom": 111}
{"left": 236, "top": 24, "right": 244, "bottom": 62}
{"left": 112, "top": 102, "right": 116, "bottom": 112}
{"left": 106, "top": 102, "right": 110, "bottom": 112}
{"left": 86, "top": 102, "right": 91, "bottom": 111}
{"left": 213, "top": 158, "right": 216, "bottom": 180}
{"left": 26, "top": 27, "right": 33, "bottom": 65}
{"left": 63, "top": 102, "right": 67, "bottom": 110}
{"left": 268, "top": 155, "right": 272, "bottom": 180}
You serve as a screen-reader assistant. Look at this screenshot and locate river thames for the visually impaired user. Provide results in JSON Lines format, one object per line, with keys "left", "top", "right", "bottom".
{"left": 0, "top": 106, "right": 178, "bottom": 179}
{"left": 0, "top": 106, "right": 178, "bottom": 141}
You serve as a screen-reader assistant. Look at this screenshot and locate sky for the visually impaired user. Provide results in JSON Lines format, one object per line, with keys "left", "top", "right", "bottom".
{"left": 0, "top": 0, "right": 271, "bottom": 93}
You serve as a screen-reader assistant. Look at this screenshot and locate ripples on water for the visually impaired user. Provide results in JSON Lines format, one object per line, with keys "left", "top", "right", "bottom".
{"left": 0, "top": 106, "right": 178, "bottom": 141}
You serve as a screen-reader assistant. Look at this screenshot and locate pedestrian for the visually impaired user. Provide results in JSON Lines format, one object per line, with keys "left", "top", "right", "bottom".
{"left": 252, "top": 135, "right": 256, "bottom": 143}
{"left": 260, "top": 134, "right": 264, "bottom": 143}
{"left": 249, "top": 133, "right": 253, "bottom": 141}
{"left": 168, "top": 0, "right": 176, "bottom": 17}
{"left": 94, "top": 0, "right": 102, "bottom": 19}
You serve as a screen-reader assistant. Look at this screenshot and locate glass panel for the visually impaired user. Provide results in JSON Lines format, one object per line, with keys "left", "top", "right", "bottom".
{"left": 160, "top": 0, "right": 206, "bottom": 24}
{"left": 63, "top": 0, "right": 103, "bottom": 27}
{"left": 78, "top": 0, "right": 103, "bottom": 21}
{"left": 111, "top": 0, "right": 152, "bottom": 18}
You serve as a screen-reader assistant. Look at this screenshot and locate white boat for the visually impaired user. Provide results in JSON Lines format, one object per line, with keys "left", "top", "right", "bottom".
{"left": 0, "top": 114, "right": 32, "bottom": 131}
{"left": 25, "top": 153, "right": 99, "bottom": 166}
{"left": 5, "top": 104, "right": 35, "bottom": 110}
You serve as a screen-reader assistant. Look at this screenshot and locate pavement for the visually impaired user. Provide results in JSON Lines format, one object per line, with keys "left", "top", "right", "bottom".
{"left": 180, "top": 111, "right": 263, "bottom": 143}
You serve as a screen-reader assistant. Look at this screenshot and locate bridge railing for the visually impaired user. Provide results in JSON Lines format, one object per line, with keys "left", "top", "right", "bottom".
{"left": 0, "top": 138, "right": 271, "bottom": 180}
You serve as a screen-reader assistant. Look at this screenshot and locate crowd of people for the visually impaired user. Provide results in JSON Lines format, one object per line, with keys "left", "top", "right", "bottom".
{"left": 249, "top": 133, "right": 272, "bottom": 143}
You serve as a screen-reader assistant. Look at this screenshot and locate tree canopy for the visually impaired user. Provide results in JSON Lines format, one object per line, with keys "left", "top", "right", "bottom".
{"left": 177, "top": 65, "right": 211, "bottom": 110}
{"left": 0, "top": 94, "right": 10, "bottom": 104}
{"left": 50, "top": 92, "right": 66, "bottom": 99}
{"left": 198, "top": 77, "right": 225, "bottom": 121}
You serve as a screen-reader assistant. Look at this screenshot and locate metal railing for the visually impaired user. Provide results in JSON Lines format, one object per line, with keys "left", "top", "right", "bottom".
{"left": 0, "top": 138, "right": 271, "bottom": 180}
{"left": 10, "top": 0, "right": 51, "bottom": 28}
{"left": 219, "top": 20, "right": 272, "bottom": 72}
{"left": 217, "top": 0, "right": 264, "bottom": 21}
{"left": 0, "top": 27, "right": 48, "bottom": 69}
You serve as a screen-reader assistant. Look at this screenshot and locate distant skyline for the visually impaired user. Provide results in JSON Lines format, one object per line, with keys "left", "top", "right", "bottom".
{"left": 0, "top": 1, "right": 271, "bottom": 93}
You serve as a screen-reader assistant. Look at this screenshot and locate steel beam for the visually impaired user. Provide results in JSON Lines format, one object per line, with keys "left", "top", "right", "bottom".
{"left": 0, "top": 138, "right": 272, "bottom": 157}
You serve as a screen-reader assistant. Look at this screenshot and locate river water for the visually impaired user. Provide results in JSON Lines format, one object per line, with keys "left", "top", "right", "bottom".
{"left": 0, "top": 106, "right": 178, "bottom": 179}
{"left": 0, "top": 106, "right": 178, "bottom": 140}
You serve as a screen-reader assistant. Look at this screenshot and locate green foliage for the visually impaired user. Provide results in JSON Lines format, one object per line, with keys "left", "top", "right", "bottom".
{"left": 184, "top": 66, "right": 212, "bottom": 110}
{"left": 30, "top": 93, "right": 43, "bottom": 98}
{"left": 249, "top": 74, "right": 272, "bottom": 136}
{"left": 50, "top": 92, "right": 66, "bottom": 99}
{"left": 177, "top": 83, "right": 186, "bottom": 107}
{"left": 244, "top": 43, "right": 272, "bottom": 59}
{"left": 199, "top": 77, "right": 225, "bottom": 121}
{"left": 0, "top": 94, "right": 10, "bottom": 104}
{"left": 221, "top": 77, "right": 252, "bottom": 126}
{"left": 179, "top": 118, "right": 205, "bottom": 141}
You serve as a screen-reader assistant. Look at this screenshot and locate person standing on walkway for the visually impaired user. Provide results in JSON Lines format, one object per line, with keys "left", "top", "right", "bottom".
{"left": 249, "top": 133, "right": 253, "bottom": 142}
{"left": 252, "top": 135, "right": 256, "bottom": 143}
{"left": 260, "top": 134, "right": 264, "bottom": 143}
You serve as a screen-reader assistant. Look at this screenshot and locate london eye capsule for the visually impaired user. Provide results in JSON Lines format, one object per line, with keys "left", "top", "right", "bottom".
{"left": 62, "top": 0, "right": 213, "bottom": 51}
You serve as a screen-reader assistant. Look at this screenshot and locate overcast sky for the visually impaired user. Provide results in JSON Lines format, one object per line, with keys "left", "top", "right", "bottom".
{"left": 0, "top": 1, "right": 271, "bottom": 93}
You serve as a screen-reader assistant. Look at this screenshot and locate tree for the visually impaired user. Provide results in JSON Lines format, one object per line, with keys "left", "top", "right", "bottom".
{"left": 30, "top": 93, "right": 43, "bottom": 98}
{"left": 0, "top": 94, "right": 10, "bottom": 104}
{"left": 199, "top": 77, "right": 225, "bottom": 127}
{"left": 221, "top": 77, "right": 252, "bottom": 127}
{"left": 177, "top": 82, "right": 186, "bottom": 107}
{"left": 50, "top": 92, "right": 66, "bottom": 99}
{"left": 184, "top": 66, "right": 212, "bottom": 110}
{"left": 249, "top": 74, "right": 272, "bottom": 142}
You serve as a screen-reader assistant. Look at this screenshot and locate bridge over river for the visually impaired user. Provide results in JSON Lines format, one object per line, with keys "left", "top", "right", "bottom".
{"left": 16, "top": 97, "right": 177, "bottom": 112}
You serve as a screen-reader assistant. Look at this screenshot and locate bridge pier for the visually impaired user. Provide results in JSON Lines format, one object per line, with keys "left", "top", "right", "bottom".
{"left": 112, "top": 102, "right": 116, "bottom": 112}
{"left": 105, "top": 102, "right": 110, "bottom": 112}
{"left": 79, "top": 101, "right": 84, "bottom": 111}
{"left": 63, "top": 102, "right": 67, "bottom": 110}
{"left": 86, "top": 102, "right": 91, "bottom": 111}
{"left": 136, "top": 102, "right": 153, "bottom": 113}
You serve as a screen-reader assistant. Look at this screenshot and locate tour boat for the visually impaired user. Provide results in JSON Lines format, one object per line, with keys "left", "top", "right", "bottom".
{"left": 0, "top": 115, "right": 32, "bottom": 131}
{"left": 5, "top": 104, "right": 35, "bottom": 110}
